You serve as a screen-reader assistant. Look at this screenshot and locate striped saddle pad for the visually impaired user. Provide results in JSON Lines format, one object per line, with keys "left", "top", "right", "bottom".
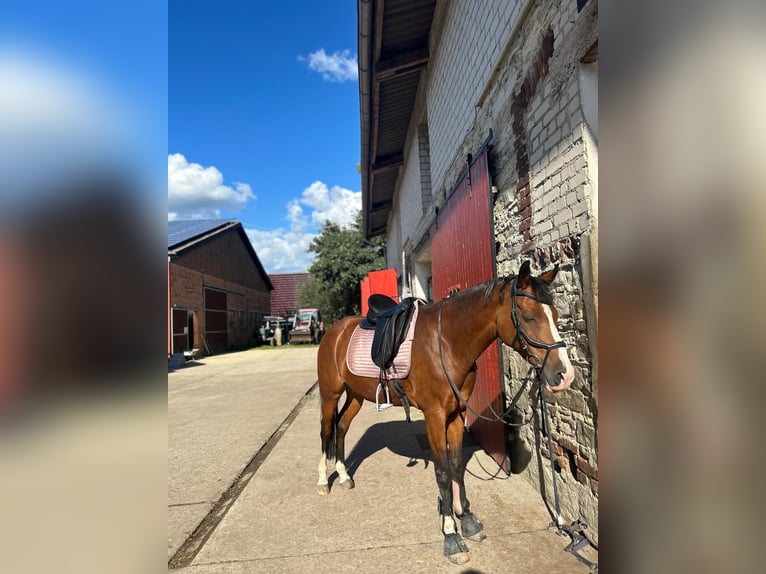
{"left": 346, "top": 302, "right": 419, "bottom": 379}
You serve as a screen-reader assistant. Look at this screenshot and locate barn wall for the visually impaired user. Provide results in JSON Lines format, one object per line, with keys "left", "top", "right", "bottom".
{"left": 170, "top": 229, "right": 272, "bottom": 354}
{"left": 173, "top": 228, "right": 271, "bottom": 292}
{"left": 426, "top": 0, "right": 526, "bottom": 196}
{"left": 385, "top": 0, "right": 599, "bottom": 538}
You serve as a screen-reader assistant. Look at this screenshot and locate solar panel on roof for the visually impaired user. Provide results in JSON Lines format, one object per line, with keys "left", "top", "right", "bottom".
{"left": 167, "top": 219, "right": 236, "bottom": 249}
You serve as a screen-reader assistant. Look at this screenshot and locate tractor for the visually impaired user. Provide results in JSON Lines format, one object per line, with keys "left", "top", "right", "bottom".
{"left": 288, "top": 308, "right": 324, "bottom": 344}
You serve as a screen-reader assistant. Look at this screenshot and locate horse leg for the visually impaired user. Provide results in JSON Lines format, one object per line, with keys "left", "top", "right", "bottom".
{"left": 447, "top": 414, "right": 486, "bottom": 541}
{"left": 425, "top": 412, "right": 470, "bottom": 565}
{"left": 317, "top": 390, "right": 340, "bottom": 496}
{"left": 334, "top": 389, "right": 363, "bottom": 489}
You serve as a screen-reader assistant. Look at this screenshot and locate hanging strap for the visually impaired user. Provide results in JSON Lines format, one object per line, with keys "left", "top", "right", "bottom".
{"left": 437, "top": 300, "right": 535, "bottom": 426}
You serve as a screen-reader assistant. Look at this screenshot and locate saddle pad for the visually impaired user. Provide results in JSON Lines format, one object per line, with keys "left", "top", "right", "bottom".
{"left": 346, "top": 302, "right": 419, "bottom": 379}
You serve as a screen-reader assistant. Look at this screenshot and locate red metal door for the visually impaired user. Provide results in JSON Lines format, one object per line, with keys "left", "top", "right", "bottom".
{"left": 431, "top": 148, "right": 508, "bottom": 472}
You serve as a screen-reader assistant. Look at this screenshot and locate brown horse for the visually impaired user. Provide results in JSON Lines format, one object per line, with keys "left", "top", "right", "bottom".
{"left": 316, "top": 260, "right": 574, "bottom": 564}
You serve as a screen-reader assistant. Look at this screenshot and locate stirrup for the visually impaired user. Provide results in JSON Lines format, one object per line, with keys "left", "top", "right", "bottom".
{"left": 375, "top": 381, "right": 393, "bottom": 411}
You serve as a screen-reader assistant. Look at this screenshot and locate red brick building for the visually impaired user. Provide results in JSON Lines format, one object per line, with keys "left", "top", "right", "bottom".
{"left": 269, "top": 272, "right": 310, "bottom": 318}
{"left": 168, "top": 219, "right": 272, "bottom": 356}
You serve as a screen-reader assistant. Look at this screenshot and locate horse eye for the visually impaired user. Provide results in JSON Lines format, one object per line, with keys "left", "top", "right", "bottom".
{"left": 523, "top": 315, "right": 537, "bottom": 323}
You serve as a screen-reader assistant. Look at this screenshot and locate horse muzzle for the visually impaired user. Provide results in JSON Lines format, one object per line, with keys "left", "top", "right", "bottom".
{"left": 543, "top": 356, "right": 574, "bottom": 392}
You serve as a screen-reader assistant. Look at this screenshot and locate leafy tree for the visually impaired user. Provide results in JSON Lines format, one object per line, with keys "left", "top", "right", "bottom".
{"left": 295, "top": 274, "right": 331, "bottom": 319}
{"left": 297, "top": 212, "right": 385, "bottom": 325}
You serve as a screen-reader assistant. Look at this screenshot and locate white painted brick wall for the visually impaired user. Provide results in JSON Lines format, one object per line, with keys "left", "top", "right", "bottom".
{"left": 426, "top": 0, "right": 524, "bottom": 193}
{"left": 397, "top": 130, "right": 426, "bottom": 246}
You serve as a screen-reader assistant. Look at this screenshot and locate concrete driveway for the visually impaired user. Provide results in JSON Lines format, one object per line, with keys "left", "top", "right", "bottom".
{"left": 168, "top": 346, "right": 319, "bottom": 561}
{"left": 168, "top": 345, "right": 597, "bottom": 572}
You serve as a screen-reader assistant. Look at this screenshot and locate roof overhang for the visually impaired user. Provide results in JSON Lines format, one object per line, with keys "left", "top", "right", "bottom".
{"left": 169, "top": 221, "right": 273, "bottom": 291}
{"left": 358, "top": 0, "right": 437, "bottom": 238}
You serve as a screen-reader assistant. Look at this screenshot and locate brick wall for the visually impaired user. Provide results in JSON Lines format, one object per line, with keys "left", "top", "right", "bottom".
{"left": 484, "top": 0, "right": 599, "bottom": 537}
{"left": 398, "top": 127, "right": 426, "bottom": 244}
{"left": 387, "top": 0, "right": 599, "bottom": 539}
{"left": 427, "top": 0, "right": 525, "bottom": 195}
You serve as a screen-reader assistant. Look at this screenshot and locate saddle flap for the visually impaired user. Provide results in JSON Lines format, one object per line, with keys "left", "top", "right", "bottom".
{"left": 371, "top": 298, "right": 417, "bottom": 370}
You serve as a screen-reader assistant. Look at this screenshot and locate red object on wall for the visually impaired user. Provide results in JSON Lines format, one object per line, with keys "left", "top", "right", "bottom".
{"left": 430, "top": 147, "right": 508, "bottom": 472}
{"left": 360, "top": 268, "right": 398, "bottom": 315}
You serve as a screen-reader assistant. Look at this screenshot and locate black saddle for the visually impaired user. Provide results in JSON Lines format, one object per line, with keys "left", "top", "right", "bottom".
{"left": 360, "top": 295, "right": 417, "bottom": 370}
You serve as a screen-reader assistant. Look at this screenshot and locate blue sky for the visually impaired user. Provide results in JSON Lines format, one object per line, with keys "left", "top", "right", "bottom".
{"left": 169, "top": 1, "right": 363, "bottom": 273}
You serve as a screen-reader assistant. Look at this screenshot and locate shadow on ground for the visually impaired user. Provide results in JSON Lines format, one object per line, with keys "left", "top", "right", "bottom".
{"left": 332, "top": 419, "right": 486, "bottom": 486}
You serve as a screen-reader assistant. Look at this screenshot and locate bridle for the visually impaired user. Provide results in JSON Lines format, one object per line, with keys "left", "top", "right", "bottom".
{"left": 437, "top": 277, "right": 595, "bottom": 562}
{"left": 509, "top": 277, "right": 567, "bottom": 374}
{"left": 436, "top": 276, "right": 567, "bottom": 426}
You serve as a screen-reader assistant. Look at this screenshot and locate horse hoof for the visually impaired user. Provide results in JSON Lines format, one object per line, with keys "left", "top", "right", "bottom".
{"left": 443, "top": 532, "right": 469, "bottom": 564}
{"left": 459, "top": 512, "right": 486, "bottom": 542}
{"left": 338, "top": 477, "right": 355, "bottom": 490}
{"left": 317, "top": 484, "right": 330, "bottom": 496}
{"left": 446, "top": 551, "right": 470, "bottom": 565}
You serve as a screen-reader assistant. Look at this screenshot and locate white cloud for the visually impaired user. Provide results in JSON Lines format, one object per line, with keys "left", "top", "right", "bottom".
{"left": 246, "top": 227, "right": 316, "bottom": 274}
{"left": 167, "top": 153, "right": 255, "bottom": 219}
{"left": 246, "top": 180, "right": 361, "bottom": 273}
{"left": 299, "top": 49, "right": 358, "bottom": 82}
{"left": 167, "top": 171, "right": 360, "bottom": 272}
{"left": 293, "top": 180, "right": 361, "bottom": 229}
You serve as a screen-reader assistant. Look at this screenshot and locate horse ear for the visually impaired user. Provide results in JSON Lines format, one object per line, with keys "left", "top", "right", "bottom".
{"left": 517, "top": 260, "right": 531, "bottom": 288}
{"left": 539, "top": 264, "right": 559, "bottom": 285}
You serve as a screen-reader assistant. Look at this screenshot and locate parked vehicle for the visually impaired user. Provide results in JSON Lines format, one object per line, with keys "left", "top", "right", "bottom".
{"left": 288, "top": 308, "right": 324, "bottom": 344}
{"left": 260, "top": 316, "right": 289, "bottom": 345}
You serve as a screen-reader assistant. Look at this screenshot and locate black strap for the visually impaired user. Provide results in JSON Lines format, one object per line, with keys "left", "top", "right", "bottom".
{"left": 378, "top": 371, "right": 412, "bottom": 422}
{"left": 436, "top": 301, "right": 534, "bottom": 427}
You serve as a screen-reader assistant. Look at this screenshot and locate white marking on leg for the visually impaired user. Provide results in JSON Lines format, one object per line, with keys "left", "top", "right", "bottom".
{"left": 317, "top": 453, "right": 328, "bottom": 486}
{"left": 335, "top": 460, "right": 350, "bottom": 483}
{"left": 442, "top": 514, "right": 457, "bottom": 535}
{"left": 541, "top": 304, "right": 574, "bottom": 389}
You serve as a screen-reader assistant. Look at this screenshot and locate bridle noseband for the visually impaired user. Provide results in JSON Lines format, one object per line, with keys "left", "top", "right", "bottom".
{"left": 510, "top": 277, "right": 567, "bottom": 371}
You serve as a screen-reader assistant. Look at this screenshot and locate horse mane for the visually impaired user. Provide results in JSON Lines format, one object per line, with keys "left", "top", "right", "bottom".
{"left": 482, "top": 274, "right": 554, "bottom": 306}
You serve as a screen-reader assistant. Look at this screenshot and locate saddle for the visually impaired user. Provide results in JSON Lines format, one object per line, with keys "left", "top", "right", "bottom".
{"left": 361, "top": 295, "right": 417, "bottom": 370}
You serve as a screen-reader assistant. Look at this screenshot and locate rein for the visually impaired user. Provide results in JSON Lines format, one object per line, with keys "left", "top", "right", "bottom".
{"left": 437, "top": 276, "right": 596, "bottom": 568}
{"left": 435, "top": 277, "right": 566, "bottom": 427}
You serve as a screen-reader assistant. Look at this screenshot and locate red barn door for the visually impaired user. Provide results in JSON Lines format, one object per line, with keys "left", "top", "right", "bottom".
{"left": 430, "top": 147, "right": 508, "bottom": 472}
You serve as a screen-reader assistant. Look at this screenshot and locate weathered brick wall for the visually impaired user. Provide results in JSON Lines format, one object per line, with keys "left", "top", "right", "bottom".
{"left": 483, "top": 0, "right": 599, "bottom": 537}
{"left": 398, "top": 127, "right": 427, "bottom": 244}
{"left": 400, "top": 0, "right": 597, "bottom": 537}
{"left": 385, "top": 0, "right": 598, "bottom": 538}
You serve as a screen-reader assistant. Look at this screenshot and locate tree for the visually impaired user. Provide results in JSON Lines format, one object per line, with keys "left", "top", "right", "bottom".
{"left": 297, "top": 212, "right": 385, "bottom": 325}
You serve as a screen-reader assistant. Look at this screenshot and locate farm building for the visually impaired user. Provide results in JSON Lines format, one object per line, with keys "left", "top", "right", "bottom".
{"left": 357, "top": 0, "right": 598, "bottom": 537}
{"left": 269, "top": 272, "right": 310, "bottom": 318}
{"left": 168, "top": 219, "right": 272, "bottom": 357}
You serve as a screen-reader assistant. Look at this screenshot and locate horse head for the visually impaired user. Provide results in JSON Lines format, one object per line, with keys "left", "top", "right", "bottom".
{"left": 498, "top": 261, "right": 575, "bottom": 392}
